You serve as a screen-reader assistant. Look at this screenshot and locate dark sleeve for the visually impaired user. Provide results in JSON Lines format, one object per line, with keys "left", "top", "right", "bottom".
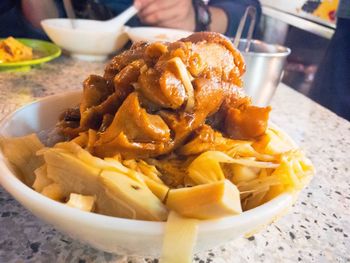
{"left": 209, "top": 0, "right": 261, "bottom": 37}
{"left": 0, "top": 0, "right": 65, "bottom": 40}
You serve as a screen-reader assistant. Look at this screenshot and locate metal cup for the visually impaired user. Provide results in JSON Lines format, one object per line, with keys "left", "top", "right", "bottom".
{"left": 237, "top": 39, "right": 291, "bottom": 106}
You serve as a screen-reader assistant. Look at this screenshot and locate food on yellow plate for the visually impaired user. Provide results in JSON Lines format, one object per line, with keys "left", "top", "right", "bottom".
{"left": 0, "top": 32, "right": 314, "bottom": 263}
{"left": 0, "top": 37, "right": 33, "bottom": 63}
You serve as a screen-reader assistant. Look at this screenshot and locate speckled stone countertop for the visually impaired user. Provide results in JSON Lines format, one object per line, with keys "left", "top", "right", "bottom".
{"left": 0, "top": 56, "right": 349, "bottom": 263}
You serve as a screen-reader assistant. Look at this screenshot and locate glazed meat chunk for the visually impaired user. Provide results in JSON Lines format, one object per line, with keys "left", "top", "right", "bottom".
{"left": 57, "top": 32, "right": 270, "bottom": 158}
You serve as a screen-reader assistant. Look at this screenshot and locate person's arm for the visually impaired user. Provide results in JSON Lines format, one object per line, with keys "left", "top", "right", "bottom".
{"left": 0, "top": 0, "right": 46, "bottom": 39}
{"left": 135, "top": 0, "right": 227, "bottom": 34}
{"left": 135, "top": 0, "right": 227, "bottom": 33}
{"left": 208, "top": 6, "right": 228, "bottom": 34}
{"left": 209, "top": 0, "right": 261, "bottom": 37}
{"left": 135, "top": 0, "right": 196, "bottom": 31}
{"left": 21, "top": 0, "right": 59, "bottom": 29}
{"left": 135, "top": 0, "right": 260, "bottom": 36}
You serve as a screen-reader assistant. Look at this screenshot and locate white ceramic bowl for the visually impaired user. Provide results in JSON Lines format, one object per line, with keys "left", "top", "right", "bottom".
{"left": 125, "top": 27, "right": 193, "bottom": 43}
{"left": 0, "top": 91, "right": 295, "bottom": 257}
{"left": 41, "top": 19, "right": 129, "bottom": 61}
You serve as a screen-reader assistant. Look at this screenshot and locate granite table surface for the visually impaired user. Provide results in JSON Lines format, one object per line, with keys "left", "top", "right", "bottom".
{"left": 0, "top": 56, "right": 349, "bottom": 263}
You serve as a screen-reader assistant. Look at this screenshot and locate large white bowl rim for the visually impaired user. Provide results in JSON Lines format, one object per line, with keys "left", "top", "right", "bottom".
{"left": 0, "top": 91, "right": 295, "bottom": 255}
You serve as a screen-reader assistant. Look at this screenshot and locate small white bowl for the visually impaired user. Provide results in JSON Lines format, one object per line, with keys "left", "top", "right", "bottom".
{"left": 41, "top": 19, "right": 129, "bottom": 61}
{"left": 125, "top": 27, "right": 193, "bottom": 43}
{"left": 0, "top": 91, "right": 295, "bottom": 257}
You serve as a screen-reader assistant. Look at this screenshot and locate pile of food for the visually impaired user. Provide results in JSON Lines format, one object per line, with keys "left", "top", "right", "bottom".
{"left": 0, "top": 37, "right": 33, "bottom": 63}
{"left": 1, "top": 32, "right": 313, "bottom": 261}
{"left": 2, "top": 32, "right": 313, "bottom": 218}
{"left": 1, "top": 33, "right": 313, "bottom": 262}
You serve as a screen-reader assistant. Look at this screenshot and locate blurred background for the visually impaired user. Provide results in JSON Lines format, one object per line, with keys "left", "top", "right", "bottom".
{"left": 65, "top": 0, "right": 346, "bottom": 116}
{"left": 258, "top": 0, "right": 337, "bottom": 100}
{"left": 1, "top": 0, "right": 347, "bottom": 119}
{"left": 68, "top": 0, "right": 340, "bottom": 100}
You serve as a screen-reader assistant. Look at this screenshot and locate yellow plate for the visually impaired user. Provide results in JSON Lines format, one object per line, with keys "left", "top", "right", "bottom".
{"left": 0, "top": 38, "right": 61, "bottom": 72}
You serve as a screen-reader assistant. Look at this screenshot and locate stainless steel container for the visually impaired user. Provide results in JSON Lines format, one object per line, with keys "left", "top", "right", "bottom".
{"left": 238, "top": 39, "right": 291, "bottom": 106}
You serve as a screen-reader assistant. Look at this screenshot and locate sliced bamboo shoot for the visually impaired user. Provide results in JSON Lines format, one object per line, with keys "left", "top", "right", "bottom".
{"left": 66, "top": 193, "right": 95, "bottom": 212}
{"left": 188, "top": 151, "right": 278, "bottom": 185}
{"left": 166, "top": 179, "right": 242, "bottom": 219}
{"left": 33, "top": 164, "right": 53, "bottom": 192}
{"left": 41, "top": 183, "right": 64, "bottom": 201}
{"left": 44, "top": 149, "right": 101, "bottom": 197}
{"left": 44, "top": 147, "right": 168, "bottom": 221}
{"left": 187, "top": 151, "right": 230, "bottom": 184}
{"left": 101, "top": 170, "right": 168, "bottom": 221}
{"left": 160, "top": 211, "right": 198, "bottom": 263}
{"left": 0, "top": 134, "right": 44, "bottom": 186}
{"left": 141, "top": 175, "right": 169, "bottom": 201}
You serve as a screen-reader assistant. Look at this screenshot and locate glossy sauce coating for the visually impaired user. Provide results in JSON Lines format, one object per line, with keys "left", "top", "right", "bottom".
{"left": 58, "top": 32, "right": 270, "bottom": 159}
